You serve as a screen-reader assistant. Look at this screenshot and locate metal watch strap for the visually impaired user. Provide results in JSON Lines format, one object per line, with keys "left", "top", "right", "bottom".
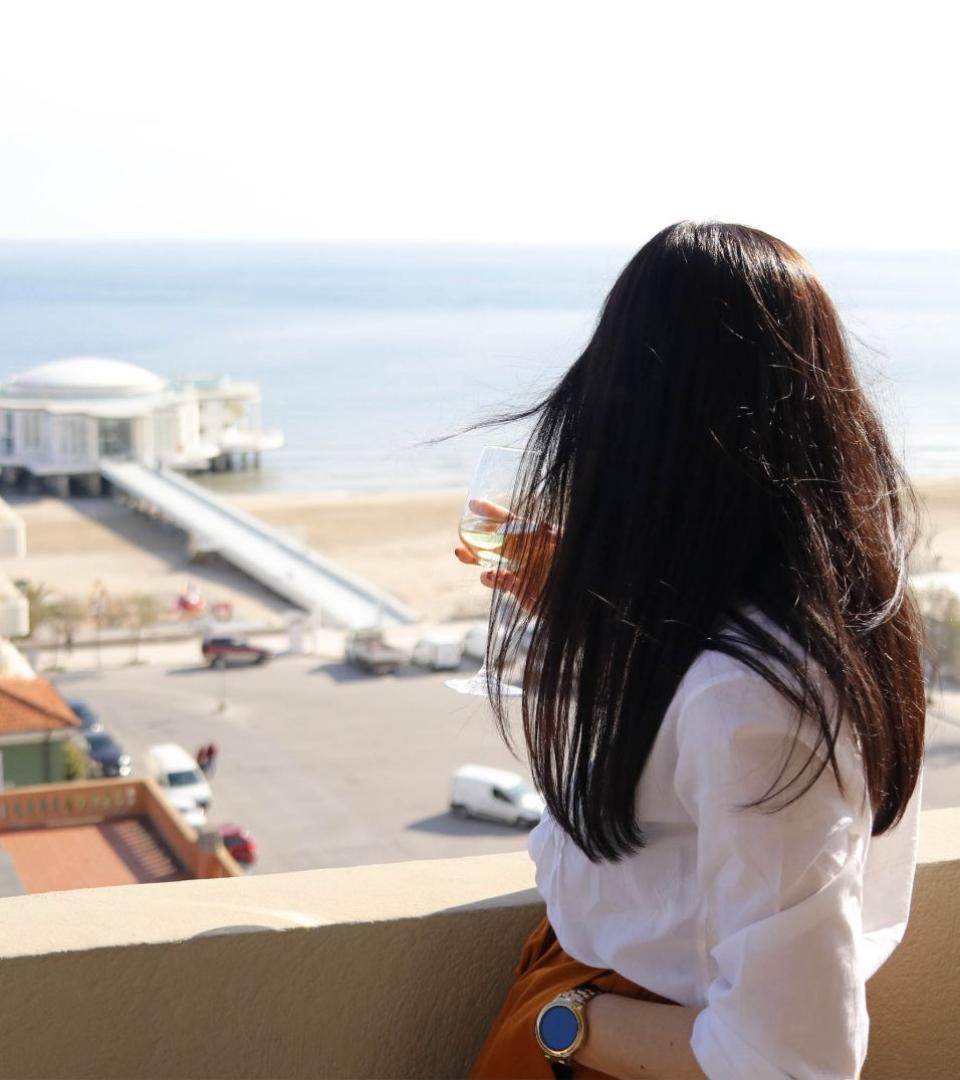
{"left": 562, "top": 985, "right": 601, "bottom": 1009}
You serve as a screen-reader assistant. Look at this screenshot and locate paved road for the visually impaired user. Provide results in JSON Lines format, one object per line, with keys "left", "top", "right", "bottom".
{"left": 51, "top": 650, "right": 536, "bottom": 876}
{"left": 923, "top": 686, "right": 960, "bottom": 810}
{"left": 49, "top": 649, "right": 960, "bottom": 878}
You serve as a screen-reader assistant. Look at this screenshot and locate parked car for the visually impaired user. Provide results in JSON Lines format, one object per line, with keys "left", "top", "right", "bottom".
{"left": 202, "top": 636, "right": 271, "bottom": 668}
{"left": 462, "top": 620, "right": 536, "bottom": 663}
{"left": 178, "top": 803, "right": 208, "bottom": 829}
{"left": 68, "top": 699, "right": 103, "bottom": 735}
{"left": 462, "top": 623, "right": 494, "bottom": 662}
{"left": 449, "top": 764, "right": 545, "bottom": 828}
{"left": 411, "top": 633, "right": 463, "bottom": 671}
{"left": 219, "top": 823, "right": 257, "bottom": 866}
{"left": 143, "top": 744, "right": 212, "bottom": 817}
{"left": 344, "top": 629, "right": 407, "bottom": 675}
{"left": 84, "top": 731, "right": 131, "bottom": 777}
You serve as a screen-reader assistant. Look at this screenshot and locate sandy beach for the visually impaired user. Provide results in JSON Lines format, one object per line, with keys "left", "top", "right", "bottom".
{"left": 3, "top": 486, "right": 486, "bottom": 628}
{"left": 909, "top": 477, "right": 960, "bottom": 574}
{"left": 4, "top": 477, "right": 959, "bottom": 631}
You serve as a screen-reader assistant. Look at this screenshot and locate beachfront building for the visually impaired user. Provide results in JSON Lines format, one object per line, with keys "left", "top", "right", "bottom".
{"left": 0, "top": 677, "right": 79, "bottom": 789}
{"left": 0, "top": 357, "right": 283, "bottom": 496}
{"left": 0, "top": 497, "right": 27, "bottom": 641}
{"left": 0, "top": 495, "right": 77, "bottom": 790}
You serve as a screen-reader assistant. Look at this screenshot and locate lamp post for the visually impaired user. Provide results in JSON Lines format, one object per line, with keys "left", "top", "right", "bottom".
{"left": 90, "top": 581, "right": 108, "bottom": 674}
{"left": 216, "top": 656, "right": 228, "bottom": 713}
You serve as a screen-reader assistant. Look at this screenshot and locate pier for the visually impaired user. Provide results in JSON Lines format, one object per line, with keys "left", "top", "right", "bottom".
{"left": 99, "top": 460, "right": 415, "bottom": 628}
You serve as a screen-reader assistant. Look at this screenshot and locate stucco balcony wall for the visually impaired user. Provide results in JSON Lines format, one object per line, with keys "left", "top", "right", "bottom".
{"left": 0, "top": 809, "right": 957, "bottom": 1080}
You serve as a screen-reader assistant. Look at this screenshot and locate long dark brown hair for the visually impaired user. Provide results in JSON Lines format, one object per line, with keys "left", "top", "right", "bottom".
{"left": 478, "top": 221, "right": 925, "bottom": 862}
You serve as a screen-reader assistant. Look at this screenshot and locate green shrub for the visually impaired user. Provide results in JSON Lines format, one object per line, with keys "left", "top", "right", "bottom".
{"left": 918, "top": 587, "right": 960, "bottom": 687}
{"left": 63, "top": 741, "right": 89, "bottom": 782}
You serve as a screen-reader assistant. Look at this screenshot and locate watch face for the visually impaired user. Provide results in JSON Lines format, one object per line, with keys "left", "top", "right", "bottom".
{"left": 538, "top": 1004, "right": 579, "bottom": 1053}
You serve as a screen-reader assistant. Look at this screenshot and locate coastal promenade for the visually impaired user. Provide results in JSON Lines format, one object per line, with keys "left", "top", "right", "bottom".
{"left": 100, "top": 461, "right": 414, "bottom": 629}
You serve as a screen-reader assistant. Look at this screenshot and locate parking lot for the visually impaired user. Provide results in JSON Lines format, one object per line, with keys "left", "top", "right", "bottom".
{"left": 47, "top": 630, "right": 960, "bottom": 879}
{"left": 50, "top": 646, "right": 537, "bottom": 875}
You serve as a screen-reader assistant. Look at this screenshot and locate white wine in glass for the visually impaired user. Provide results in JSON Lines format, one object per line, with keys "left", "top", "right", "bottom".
{"left": 446, "top": 445, "right": 540, "bottom": 697}
{"left": 458, "top": 514, "right": 532, "bottom": 572}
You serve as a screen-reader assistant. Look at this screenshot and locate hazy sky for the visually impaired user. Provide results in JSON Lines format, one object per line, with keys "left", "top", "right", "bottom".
{"left": 0, "top": 1, "right": 954, "bottom": 248}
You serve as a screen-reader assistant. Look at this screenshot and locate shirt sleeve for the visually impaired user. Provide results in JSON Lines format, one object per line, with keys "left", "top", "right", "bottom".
{"left": 673, "top": 669, "right": 873, "bottom": 1080}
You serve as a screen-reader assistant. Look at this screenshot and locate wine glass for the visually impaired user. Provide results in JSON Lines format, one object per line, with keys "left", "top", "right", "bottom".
{"left": 446, "top": 446, "right": 540, "bottom": 697}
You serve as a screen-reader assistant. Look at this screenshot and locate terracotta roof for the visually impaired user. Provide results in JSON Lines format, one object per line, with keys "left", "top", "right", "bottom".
{"left": 0, "top": 819, "right": 188, "bottom": 892}
{"left": 0, "top": 678, "right": 80, "bottom": 735}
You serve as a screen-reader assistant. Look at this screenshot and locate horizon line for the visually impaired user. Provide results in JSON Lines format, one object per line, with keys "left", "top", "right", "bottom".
{"left": 0, "top": 236, "right": 958, "bottom": 257}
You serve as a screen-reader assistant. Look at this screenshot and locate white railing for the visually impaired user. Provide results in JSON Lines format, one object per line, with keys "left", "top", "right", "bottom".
{"left": 100, "top": 460, "right": 415, "bottom": 627}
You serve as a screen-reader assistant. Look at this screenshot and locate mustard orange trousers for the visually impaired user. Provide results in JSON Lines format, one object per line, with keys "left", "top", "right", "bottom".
{"left": 470, "top": 914, "right": 679, "bottom": 1080}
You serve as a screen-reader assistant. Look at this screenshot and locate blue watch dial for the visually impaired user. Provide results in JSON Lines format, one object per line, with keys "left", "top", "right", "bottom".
{"left": 538, "top": 1004, "right": 580, "bottom": 1052}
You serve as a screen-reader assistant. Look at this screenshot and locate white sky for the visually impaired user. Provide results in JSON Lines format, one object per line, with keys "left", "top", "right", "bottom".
{"left": 0, "top": 0, "right": 954, "bottom": 248}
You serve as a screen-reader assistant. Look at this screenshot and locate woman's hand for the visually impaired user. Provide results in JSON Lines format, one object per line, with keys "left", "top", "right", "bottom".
{"left": 454, "top": 498, "right": 556, "bottom": 613}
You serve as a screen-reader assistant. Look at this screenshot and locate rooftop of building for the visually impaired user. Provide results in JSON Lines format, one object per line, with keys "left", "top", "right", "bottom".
{"left": 0, "top": 818, "right": 188, "bottom": 895}
{"left": 1, "top": 357, "right": 167, "bottom": 400}
{"left": 0, "top": 676, "right": 78, "bottom": 735}
{"left": 0, "top": 778, "right": 240, "bottom": 898}
{"left": 0, "top": 357, "right": 263, "bottom": 408}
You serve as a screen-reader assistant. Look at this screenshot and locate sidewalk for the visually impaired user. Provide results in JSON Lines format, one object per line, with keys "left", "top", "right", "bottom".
{"left": 23, "top": 618, "right": 483, "bottom": 675}
{"left": 21, "top": 617, "right": 287, "bottom": 652}
{"left": 933, "top": 688, "right": 960, "bottom": 726}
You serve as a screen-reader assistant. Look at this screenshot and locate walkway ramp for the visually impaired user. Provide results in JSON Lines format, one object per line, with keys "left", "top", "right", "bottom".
{"left": 100, "top": 461, "right": 415, "bottom": 628}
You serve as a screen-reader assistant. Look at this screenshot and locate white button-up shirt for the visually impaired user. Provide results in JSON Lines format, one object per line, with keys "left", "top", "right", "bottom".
{"left": 528, "top": 613, "right": 923, "bottom": 1080}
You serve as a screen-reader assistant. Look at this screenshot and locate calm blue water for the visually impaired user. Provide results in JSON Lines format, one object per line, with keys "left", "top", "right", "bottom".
{"left": 0, "top": 243, "right": 957, "bottom": 494}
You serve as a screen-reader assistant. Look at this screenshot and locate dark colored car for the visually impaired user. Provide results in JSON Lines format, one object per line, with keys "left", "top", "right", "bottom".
{"left": 219, "top": 824, "right": 257, "bottom": 866}
{"left": 68, "top": 699, "right": 103, "bottom": 735}
{"left": 84, "top": 731, "right": 131, "bottom": 777}
{"left": 201, "top": 637, "right": 272, "bottom": 668}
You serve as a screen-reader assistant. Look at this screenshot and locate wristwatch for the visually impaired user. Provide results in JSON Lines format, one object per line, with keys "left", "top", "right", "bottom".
{"left": 534, "top": 983, "right": 603, "bottom": 1067}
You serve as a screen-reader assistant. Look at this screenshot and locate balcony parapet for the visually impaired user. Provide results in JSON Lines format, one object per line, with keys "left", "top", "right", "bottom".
{"left": 0, "top": 810, "right": 956, "bottom": 1079}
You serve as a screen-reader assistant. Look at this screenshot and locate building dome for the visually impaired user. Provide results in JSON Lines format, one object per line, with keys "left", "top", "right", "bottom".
{"left": 4, "top": 357, "right": 167, "bottom": 399}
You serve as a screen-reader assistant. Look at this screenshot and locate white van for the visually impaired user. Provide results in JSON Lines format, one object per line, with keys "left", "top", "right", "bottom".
{"left": 411, "top": 633, "right": 463, "bottom": 671}
{"left": 143, "top": 744, "right": 212, "bottom": 822}
{"left": 462, "top": 623, "right": 491, "bottom": 662}
{"left": 462, "top": 621, "right": 537, "bottom": 662}
{"left": 449, "top": 764, "right": 545, "bottom": 828}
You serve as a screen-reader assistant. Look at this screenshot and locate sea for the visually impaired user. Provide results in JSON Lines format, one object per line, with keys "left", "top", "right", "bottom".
{"left": 0, "top": 243, "right": 957, "bottom": 496}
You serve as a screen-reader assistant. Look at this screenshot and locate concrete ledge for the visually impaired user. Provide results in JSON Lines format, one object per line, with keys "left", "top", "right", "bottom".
{"left": 864, "top": 807, "right": 960, "bottom": 1079}
{"left": 0, "top": 812, "right": 956, "bottom": 1079}
{"left": 0, "top": 852, "right": 542, "bottom": 1080}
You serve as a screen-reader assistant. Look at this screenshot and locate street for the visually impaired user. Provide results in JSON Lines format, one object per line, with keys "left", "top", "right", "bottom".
{"left": 46, "top": 636, "right": 960, "bottom": 877}
{"left": 50, "top": 642, "right": 536, "bottom": 875}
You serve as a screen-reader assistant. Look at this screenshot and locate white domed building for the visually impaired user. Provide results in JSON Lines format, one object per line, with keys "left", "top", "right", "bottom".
{"left": 0, "top": 358, "right": 282, "bottom": 495}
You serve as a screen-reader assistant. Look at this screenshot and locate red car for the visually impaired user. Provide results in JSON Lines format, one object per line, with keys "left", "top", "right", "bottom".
{"left": 202, "top": 636, "right": 271, "bottom": 668}
{"left": 219, "top": 824, "right": 257, "bottom": 866}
